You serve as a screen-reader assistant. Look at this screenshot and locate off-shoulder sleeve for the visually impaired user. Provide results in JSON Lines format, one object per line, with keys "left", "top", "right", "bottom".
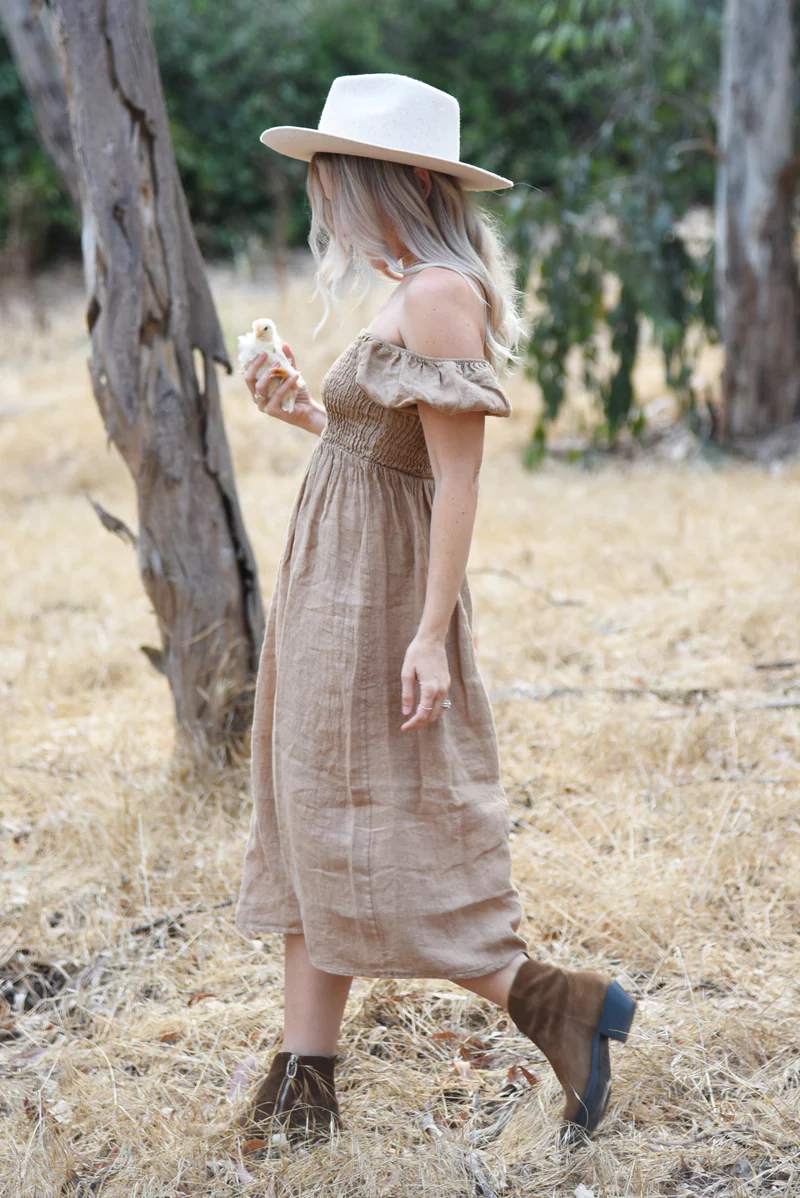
{"left": 354, "top": 335, "right": 512, "bottom": 417}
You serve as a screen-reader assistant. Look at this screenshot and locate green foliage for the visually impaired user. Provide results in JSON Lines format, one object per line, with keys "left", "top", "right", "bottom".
{"left": 147, "top": 0, "right": 572, "bottom": 255}
{"left": 0, "top": 34, "right": 78, "bottom": 263}
{"left": 507, "top": 0, "right": 722, "bottom": 459}
{"left": 148, "top": 0, "right": 326, "bottom": 255}
{"left": 2, "top": 0, "right": 725, "bottom": 458}
{"left": 1, "top": 0, "right": 633, "bottom": 259}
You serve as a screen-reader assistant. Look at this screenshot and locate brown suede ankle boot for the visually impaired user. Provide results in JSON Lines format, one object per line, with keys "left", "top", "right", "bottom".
{"left": 507, "top": 957, "right": 636, "bottom": 1140}
{"left": 238, "top": 1051, "right": 341, "bottom": 1143}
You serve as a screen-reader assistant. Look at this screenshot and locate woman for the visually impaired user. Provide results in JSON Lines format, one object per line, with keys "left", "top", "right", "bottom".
{"left": 234, "top": 73, "right": 635, "bottom": 1144}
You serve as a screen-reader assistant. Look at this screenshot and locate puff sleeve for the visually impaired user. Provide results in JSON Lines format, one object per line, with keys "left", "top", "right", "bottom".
{"left": 354, "top": 334, "right": 512, "bottom": 417}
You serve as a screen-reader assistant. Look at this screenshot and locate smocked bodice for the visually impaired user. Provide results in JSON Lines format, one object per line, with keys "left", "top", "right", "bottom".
{"left": 320, "top": 333, "right": 433, "bottom": 477}
{"left": 318, "top": 330, "right": 512, "bottom": 479}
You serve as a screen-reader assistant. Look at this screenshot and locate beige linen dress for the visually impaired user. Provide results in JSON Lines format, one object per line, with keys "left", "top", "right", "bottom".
{"left": 235, "top": 328, "right": 528, "bottom": 978}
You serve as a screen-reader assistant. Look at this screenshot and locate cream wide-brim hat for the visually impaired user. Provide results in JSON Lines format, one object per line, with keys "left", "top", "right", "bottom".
{"left": 259, "top": 72, "right": 514, "bottom": 192}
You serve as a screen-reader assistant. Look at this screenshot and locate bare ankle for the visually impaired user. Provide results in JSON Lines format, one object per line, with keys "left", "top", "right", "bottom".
{"left": 453, "top": 950, "right": 529, "bottom": 1008}
{"left": 280, "top": 1042, "right": 338, "bottom": 1057}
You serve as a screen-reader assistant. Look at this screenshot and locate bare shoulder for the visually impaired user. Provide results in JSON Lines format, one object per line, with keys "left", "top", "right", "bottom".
{"left": 400, "top": 266, "right": 486, "bottom": 359}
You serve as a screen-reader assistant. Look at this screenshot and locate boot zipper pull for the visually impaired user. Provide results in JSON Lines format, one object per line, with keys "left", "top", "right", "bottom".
{"left": 276, "top": 1053, "right": 300, "bottom": 1118}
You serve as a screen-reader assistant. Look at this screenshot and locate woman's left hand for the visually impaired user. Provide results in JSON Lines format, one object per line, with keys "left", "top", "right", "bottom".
{"left": 400, "top": 635, "right": 450, "bottom": 730}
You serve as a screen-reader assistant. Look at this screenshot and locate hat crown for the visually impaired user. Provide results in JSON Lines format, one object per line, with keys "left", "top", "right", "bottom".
{"left": 317, "top": 74, "right": 461, "bottom": 162}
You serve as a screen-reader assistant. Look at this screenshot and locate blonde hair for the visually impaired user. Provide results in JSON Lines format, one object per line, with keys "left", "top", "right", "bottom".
{"left": 305, "top": 152, "right": 526, "bottom": 375}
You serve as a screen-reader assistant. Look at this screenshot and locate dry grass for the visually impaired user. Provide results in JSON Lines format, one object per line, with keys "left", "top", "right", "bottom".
{"left": 1, "top": 256, "right": 799, "bottom": 1197}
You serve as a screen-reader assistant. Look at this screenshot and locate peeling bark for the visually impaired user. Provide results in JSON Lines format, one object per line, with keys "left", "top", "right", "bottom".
{"left": 43, "top": 0, "right": 264, "bottom": 750}
{"left": 715, "top": 0, "right": 800, "bottom": 437}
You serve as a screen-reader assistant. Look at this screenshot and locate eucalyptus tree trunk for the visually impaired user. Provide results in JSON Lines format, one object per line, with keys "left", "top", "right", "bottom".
{"left": 0, "top": 0, "right": 79, "bottom": 210}
{"left": 714, "top": 0, "right": 800, "bottom": 438}
{"left": 24, "top": 0, "right": 264, "bottom": 752}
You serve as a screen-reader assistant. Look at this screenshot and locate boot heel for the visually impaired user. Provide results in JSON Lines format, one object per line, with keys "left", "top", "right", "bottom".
{"left": 598, "top": 980, "right": 636, "bottom": 1043}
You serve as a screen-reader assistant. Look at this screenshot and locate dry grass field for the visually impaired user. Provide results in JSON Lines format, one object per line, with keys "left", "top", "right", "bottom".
{"left": 1, "top": 257, "right": 799, "bottom": 1197}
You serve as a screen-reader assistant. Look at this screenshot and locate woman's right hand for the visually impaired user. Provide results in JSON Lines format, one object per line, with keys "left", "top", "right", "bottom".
{"left": 242, "top": 344, "right": 326, "bottom": 434}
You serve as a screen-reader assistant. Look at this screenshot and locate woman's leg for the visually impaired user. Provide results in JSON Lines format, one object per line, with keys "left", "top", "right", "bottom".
{"left": 454, "top": 950, "right": 529, "bottom": 1009}
{"left": 239, "top": 934, "right": 349, "bottom": 1136}
{"left": 282, "top": 932, "right": 353, "bottom": 1054}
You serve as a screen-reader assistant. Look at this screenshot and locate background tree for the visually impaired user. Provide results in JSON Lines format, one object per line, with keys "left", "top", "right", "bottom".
{"left": 714, "top": 0, "right": 800, "bottom": 437}
{"left": 0, "top": 0, "right": 76, "bottom": 272}
{"left": 503, "top": 0, "right": 722, "bottom": 460}
{"left": 2, "top": 0, "right": 265, "bottom": 755}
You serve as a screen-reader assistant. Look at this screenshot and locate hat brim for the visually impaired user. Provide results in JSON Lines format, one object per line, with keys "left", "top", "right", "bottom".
{"left": 259, "top": 126, "right": 514, "bottom": 192}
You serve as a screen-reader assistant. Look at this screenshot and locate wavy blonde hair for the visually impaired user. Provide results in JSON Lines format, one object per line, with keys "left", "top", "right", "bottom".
{"left": 305, "top": 152, "right": 526, "bottom": 375}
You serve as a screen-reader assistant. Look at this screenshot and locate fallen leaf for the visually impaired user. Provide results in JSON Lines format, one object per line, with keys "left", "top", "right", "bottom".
{"left": 23, "top": 1094, "right": 46, "bottom": 1122}
{"left": 157, "top": 1030, "right": 183, "bottom": 1044}
{"left": 80, "top": 1146, "right": 124, "bottom": 1180}
{"left": 102, "top": 1147, "right": 122, "bottom": 1169}
{"left": 51, "top": 1099, "right": 72, "bottom": 1125}
{"left": 464, "top": 1035, "right": 489, "bottom": 1052}
{"left": 451, "top": 1056, "right": 472, "bottom": 1081}
{"left": 241, "top": 1138, "right": 267, "bottom": 1155}
{"left": 8, "top": 1046, "right": 48, "bottom": 1069}
{"left": 418, "top": 1101, "right": 443, "bottom": 1138}
{"left": 507, "top": 1063, "right": 538, "bottom": 1089}
{"left": 442, "top": 1110, "right": 470, "bottom": 1128}
{"left": 228, "top": 1055, "right": 259, "bottom": 1100}
{"left": 0, "top": 996, "right": 15, "bottom": 1036}
{"left": 431, "top": 1030, "right": 488, "bottom": 1053}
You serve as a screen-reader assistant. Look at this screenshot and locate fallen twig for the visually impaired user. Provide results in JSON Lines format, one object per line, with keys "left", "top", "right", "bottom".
{"left": 462, "top": 1149, "right": 504, "bottom": 1197}
{"left": 468, "top": 1098, "right": 521, "bottom": 1147}
{"left": 731, "top": 700, "right": 800, "bottom": 711}
{"left": 489, "top": 683, "right": 717, "bottom": 706}
{"left": 469, "top": 567, "right": 584, "bottom": 607}
{"left": 131, "top": 899, "right": 233, "bottom": 936}
{"left": 489, "top": 684, "right": 800, "bottom": 721}
{"left": 648, "top": 1123, "right": 756, "bottom": 1148}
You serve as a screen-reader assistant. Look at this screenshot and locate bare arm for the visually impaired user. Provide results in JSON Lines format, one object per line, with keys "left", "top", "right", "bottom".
{"left": 398, "top": 268, "right": 488, "bottom": 731}
{"left": 398, "top": 405, "right": 484, "bottom": 736}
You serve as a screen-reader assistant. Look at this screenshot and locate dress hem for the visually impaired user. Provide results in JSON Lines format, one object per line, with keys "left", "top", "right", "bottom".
{"left": 235, "top": 919, "right": 305, "bottom": 938}
{"left": 234, "top": 920, "right": 528, "bottom": 980}
{"left": 301, "top": 946, "right": 528, "bottom": 981}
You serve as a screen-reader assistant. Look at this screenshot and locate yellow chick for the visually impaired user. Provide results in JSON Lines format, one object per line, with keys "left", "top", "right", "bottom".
{"left": 237, "top": 318, "right": 297, "bottom": 413}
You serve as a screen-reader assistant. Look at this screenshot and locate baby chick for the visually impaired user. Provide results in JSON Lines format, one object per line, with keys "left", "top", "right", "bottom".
{"left": 237, "top": 318, "right": 298, "bottom": 413}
